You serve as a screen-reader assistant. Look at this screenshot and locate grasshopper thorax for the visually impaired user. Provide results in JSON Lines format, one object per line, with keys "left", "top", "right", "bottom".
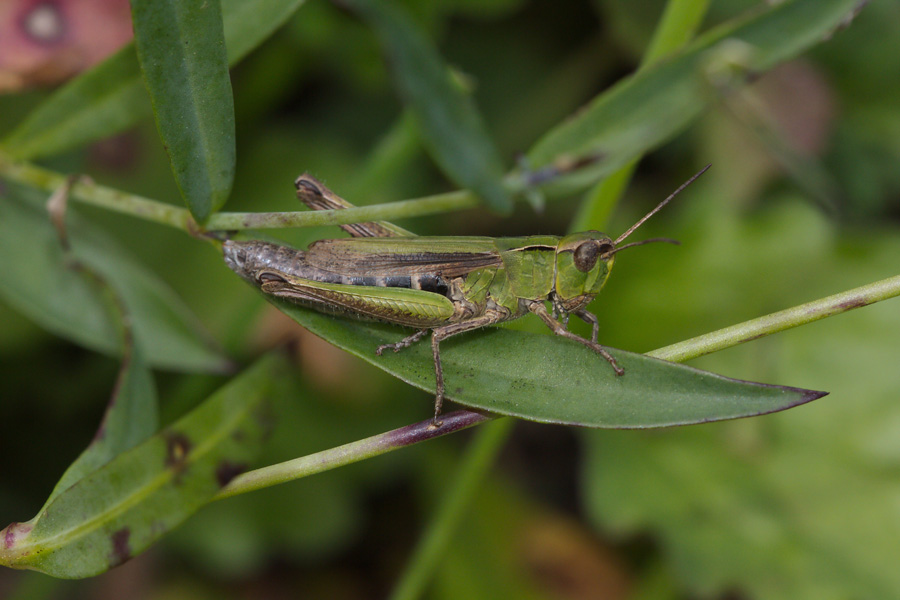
{"left": 554, "top": 232, "right": 616, "bottom": 308}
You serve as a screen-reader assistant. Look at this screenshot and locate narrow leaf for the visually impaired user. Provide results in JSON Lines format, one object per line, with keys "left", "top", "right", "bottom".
{"left": 347, "top": 0, "right": 513, "bottom": 214}
{"left": 264, "top": 298, "right": 825, "bottom": 428}
{"left": 0, "top": 353, "right": 284, "bottom": 578}
{"left": 1, "top": 0, "right": 306, "bottom": 161}
{"left": 130, "top": 0, "right": 235, "bottom": 222}
{"left": 0, "top": 185, "right": 231, "bottom": 373}
{"left": 527, "top": 0, "right": 863, "bottom": 192}
{"left": 43, "top": 344, "right": 158, "bottom": 509}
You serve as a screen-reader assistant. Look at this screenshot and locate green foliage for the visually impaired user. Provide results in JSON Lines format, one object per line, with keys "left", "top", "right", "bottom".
{"left": 0, "top": 185, "right": 230, "bottom": 372}
{"left": 528, "top": 0, "right": 861, "bottom": 193}
{"left": 273, "top": 297, "right": 823, "bottom": 427}
{"left": 41, "top": 344, "right": 158, "bottom": 510}
{"left": 347, "top": 0, "right": 513, "bottom": 213}
{"left": 0, "top": 0, "right": 898, "bottom": 597}
{"left": 130, "top": 0, "right": 236, "bottom": 222}
{"left": 0, "top": 354, "right": 283, "bottom": 578}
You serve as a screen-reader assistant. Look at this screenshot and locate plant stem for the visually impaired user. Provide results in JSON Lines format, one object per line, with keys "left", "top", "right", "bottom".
{"left": 215, "top": 410, "right": 491, "bottom": 501}
{"left": 0, "top": 153, "right": 193, "bottom": 230}
{"left": 208, "top": 271, "right": 900, "bottom": 598}
{"left": 0, "top": 152, "right": 483, "bottom": 232}
{"left": 648, "top": 273, "right": 900, "bottom": 363}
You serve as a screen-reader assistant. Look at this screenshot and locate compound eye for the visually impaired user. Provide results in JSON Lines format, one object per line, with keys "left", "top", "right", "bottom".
{"left": 573, "top": 241, "right": 601, "bottom": 272}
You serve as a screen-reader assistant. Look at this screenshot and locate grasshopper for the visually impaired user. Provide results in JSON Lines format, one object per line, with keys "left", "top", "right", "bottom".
{"left": 224, "top": 166, "right": 709, "bottom": 425}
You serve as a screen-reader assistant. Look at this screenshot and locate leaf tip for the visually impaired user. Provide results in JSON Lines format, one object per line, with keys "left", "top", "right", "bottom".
{"left": 164, "top": 431, "right": 192, "bottom": 476}
{"left": 801, "top": 388, "right": 829, "bottom": 404}
{"left": 761, "top": 384, "right": 829, "bottom": 417}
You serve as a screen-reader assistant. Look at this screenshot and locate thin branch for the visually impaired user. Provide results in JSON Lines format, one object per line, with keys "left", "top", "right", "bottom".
{"left": 649, "top": 273, "right": 900, "bottom": 363}
{"left": 0, "top": 154, "right": 193, "bottom": 230}
{"left": 215, "top": 410, "right": 492, "bottom": 501}
{"left": 0, "top": 152, "right": 485, "bottom": 232}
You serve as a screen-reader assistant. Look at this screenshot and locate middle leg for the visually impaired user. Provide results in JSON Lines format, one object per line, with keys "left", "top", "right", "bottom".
{"left": 426, "top": 311, "right": 508, "bottom": 426}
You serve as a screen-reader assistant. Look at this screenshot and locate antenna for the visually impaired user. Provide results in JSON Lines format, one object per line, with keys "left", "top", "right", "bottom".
{"left": 606, "top": 237, "right": 680, "bottom": 256}
{"left": 614, "top": 164, "right": 711, "bottom": 246}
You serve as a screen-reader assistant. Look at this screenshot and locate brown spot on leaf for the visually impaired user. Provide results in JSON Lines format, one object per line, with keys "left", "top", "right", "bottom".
{"left": 109, "top": 527, "right": 131, "bottom": 567}
{"left": 215, "top": 461, "right": 247, "bottom": 487}
{"left": 164, "top": 432, "right": 192, "bottom": 477}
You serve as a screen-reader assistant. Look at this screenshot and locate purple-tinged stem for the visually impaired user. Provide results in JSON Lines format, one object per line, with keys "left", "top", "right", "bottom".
{"left": 215, "top": 410, "right": 492, "bottom": 501}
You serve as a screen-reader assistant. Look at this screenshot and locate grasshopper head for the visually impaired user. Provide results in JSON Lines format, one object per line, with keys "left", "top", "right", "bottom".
{"left": 223, "top": 240, "right": 259, "bottom": 282}
{"left": 552, "top": 165, "right": 710, "bottom": 311}
{"left": 223, "top": 239, "right": 287, "bottom": 284}
{"left": 554, "top": 232, "right": 616, "bottom": 309}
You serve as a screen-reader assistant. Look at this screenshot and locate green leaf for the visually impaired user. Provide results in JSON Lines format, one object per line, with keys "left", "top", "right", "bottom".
{"left": 347, "top": 0, "right": 513, "bottom": 214}
{"left": 0, "top": 185, "right": 231, "bottom": 373}
{"left": 130, "top": 0, "right": 236, "bottom": 222}
{"left": 1, "top": 0, "right": 306, "bottom": 161}
{"left": 527, "top": 0, "right": 863, "bottom": 192}
{"left": 262, "top": 296, "right": 824, "bottom": 428}
{"left": 0, "top": 47, "right": 149, "bottom": 161}
{"left": 41, "top": 344, "right": 158, "bottom": 510}
{"left": 0, "top": 353, "right": 283, "bottom": 579}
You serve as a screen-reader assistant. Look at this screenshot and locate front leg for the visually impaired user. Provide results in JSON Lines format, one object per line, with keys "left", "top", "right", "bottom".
{"left": 529, "top": 302, "right": 623, "bottom": 376}
{"left": 573, "top": 307, "right": 600, "bottom": 344}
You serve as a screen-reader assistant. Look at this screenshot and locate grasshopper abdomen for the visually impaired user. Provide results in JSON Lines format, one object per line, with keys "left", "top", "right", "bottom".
{"left": 224, "top": 240, "right": 455, "bottom": 295}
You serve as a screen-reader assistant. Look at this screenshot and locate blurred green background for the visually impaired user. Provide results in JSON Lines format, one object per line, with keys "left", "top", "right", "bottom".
{"left": 2, "top": 0, "right": 900, "bottom": 598}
